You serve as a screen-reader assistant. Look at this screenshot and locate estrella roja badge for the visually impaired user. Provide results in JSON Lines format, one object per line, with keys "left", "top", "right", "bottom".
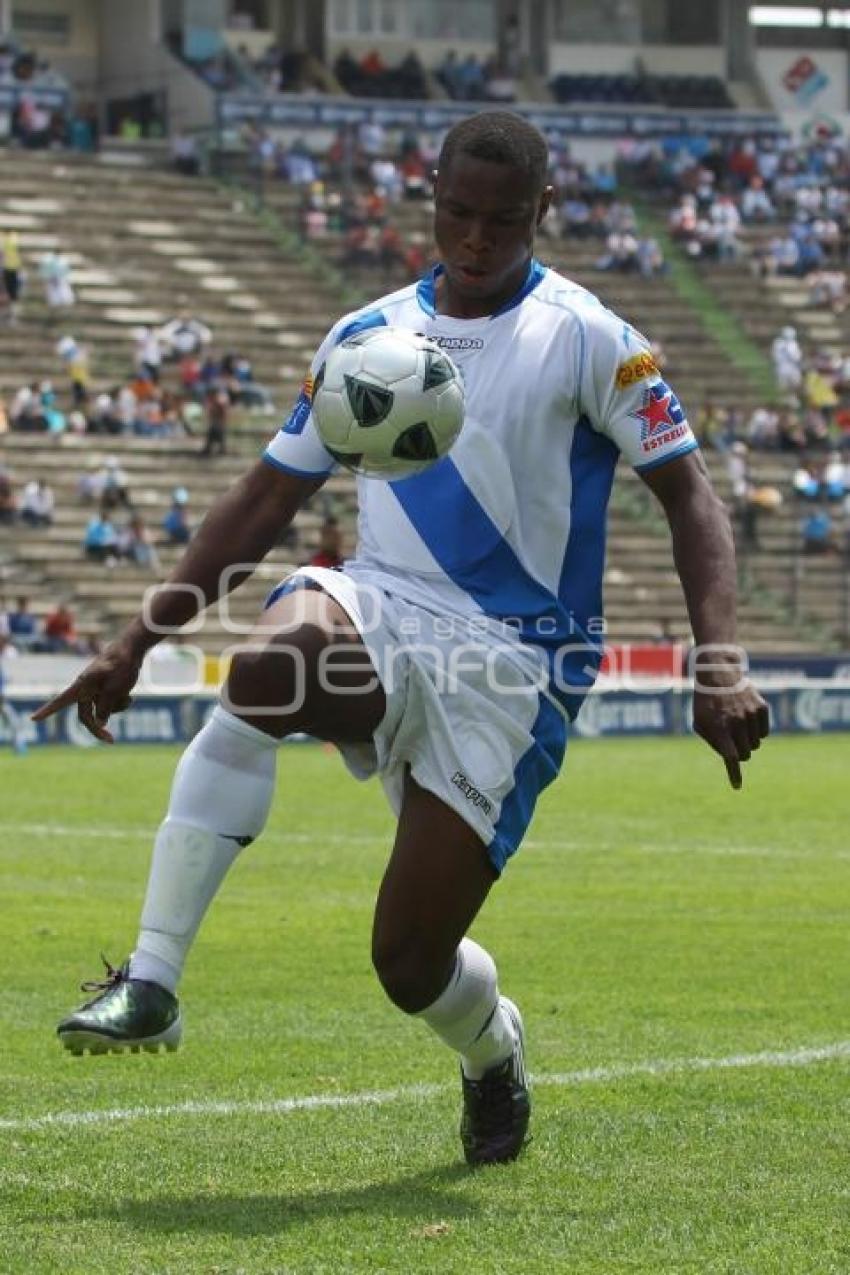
{"left": 615, "top": 351, "right": 658, "bottom": 391}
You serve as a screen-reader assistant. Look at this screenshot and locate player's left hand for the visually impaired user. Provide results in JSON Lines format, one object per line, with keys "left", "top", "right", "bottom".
{"left": 692, "top": 664, "right": 770, "bottom": 790}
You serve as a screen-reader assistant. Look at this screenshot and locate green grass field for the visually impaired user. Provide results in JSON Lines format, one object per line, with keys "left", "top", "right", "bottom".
{"left": 1, "top": 735, "right": 848, "bottom": 1274}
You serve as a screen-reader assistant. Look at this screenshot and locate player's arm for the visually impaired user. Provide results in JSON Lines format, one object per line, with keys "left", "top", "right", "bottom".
{"left": 32, "top": 459, "right": 323, "bottom": 742}
{"left": 579, "top": 311, "right": 768, "bottom": 788}
{"left": 641, "top": 449, "right": 769, "bottom": 789}
{"left": 34, "top": 310, "right": 369, "bottom": 742}
{"left": 125, "top": 460, "right": 322, "bottom": 656}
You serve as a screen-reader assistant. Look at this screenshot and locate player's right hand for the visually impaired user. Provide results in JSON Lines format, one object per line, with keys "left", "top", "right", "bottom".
{"left": 30, "top": 640, "right": 143, "bottom": 743}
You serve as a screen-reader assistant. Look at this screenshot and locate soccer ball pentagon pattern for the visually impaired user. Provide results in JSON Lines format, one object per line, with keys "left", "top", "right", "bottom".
{"left": 311, "top": 327, "right": 465, "bottom": 479}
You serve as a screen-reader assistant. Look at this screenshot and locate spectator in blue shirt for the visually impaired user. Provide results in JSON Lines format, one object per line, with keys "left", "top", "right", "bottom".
{"left": 6, "top": 596, "right": 38, "bottom": 648}
{"left": 801, "top": 508, "right": 835, "bottom": 555}
{"left": 162, "top": 492, "right": 191, "bottom": 545}
{"left": 84, "top": 512, "right": 119, "bottom": 563}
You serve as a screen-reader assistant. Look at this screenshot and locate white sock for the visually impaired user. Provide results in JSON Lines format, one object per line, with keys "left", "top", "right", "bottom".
{"left": 417, "top": 938, "right": 517, "bottom": 1079}
{"left": 129, "top": 706, "right": 278, "bottom": 993}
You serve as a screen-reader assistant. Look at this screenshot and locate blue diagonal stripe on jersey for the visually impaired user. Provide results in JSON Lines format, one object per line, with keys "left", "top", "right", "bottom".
{"left": 557, "top": 414, "right": 619, "bottom": 663}
{"left": 389, "top": 459, "right": 596, "bottom": 714}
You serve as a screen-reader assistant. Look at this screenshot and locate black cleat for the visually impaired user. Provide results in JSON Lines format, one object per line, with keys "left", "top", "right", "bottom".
{"left": 57, "top": 956, "right": 182, "bottom": 1056}
{"left": 460, "top": 996, "right": 530, "bottom": 1167}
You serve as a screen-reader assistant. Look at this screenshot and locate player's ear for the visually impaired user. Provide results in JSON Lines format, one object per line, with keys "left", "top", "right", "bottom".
{"left": 536, "top": 185, "right": 554, "bottom": 226}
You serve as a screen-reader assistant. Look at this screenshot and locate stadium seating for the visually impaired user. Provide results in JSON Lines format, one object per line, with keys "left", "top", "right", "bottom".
{"left": 260, "top": 177, "right": 766, "bottom": 412}
{"left": 549, "top": 74, "right": 733, "bottom": 110}
{"left": 333, "top": 51, "right": 428, "bottom": 100}
{"left": 0, "top": 155, "right": 337, "bottom": 406}
{"left": 0, "top": 150, "right": 843, "bottom": 654}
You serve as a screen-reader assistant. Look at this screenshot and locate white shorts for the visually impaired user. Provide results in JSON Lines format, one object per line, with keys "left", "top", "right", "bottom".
{"left": 265, "top": 566, "right": 568, "bottom": 874}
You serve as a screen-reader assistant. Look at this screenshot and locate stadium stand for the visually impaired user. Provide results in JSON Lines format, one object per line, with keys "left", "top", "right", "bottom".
{"left": 333, "top": 48, "right": 429, "bottom": 101}
{"left": 0, "top": 147, "right": 847, "bottom": 654}
{"left": 549, "top": 73, "right": 733, "bottom": 110}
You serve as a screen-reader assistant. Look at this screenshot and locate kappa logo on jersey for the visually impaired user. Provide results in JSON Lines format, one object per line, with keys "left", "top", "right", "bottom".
{"left": 615, "top": 351, "right": 659, "bottom": 391}
{"left": 632, "top": 380, "right": 688, "bottom": 454}
{"left": 432, "top": 335, "right": 485, "bottom": 352}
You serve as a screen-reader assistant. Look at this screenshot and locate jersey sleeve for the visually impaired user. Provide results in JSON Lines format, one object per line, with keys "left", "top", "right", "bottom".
{"left": 577, "top": 306, "right": 698, "bottom": 473}
{"left": 262, "top": 306, "right": 389, "bottom": 478}
{"left": 262, "top": 326, "right": 339, "bottom": 479}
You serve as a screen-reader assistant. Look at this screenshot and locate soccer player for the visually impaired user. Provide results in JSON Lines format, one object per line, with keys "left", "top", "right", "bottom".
{"left": 35, "top": 112, "right": 768, "bottom": 1167}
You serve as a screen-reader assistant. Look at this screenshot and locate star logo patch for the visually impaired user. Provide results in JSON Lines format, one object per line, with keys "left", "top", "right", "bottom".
{"left": 631, "top": 381, "right": 688, "bottom": 454}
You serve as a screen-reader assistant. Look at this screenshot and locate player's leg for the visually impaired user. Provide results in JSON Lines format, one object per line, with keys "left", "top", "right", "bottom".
{"left": 371, "top": 772, "right": 529, "bottom": 1166}
{"left": 130, "top": 583, "right": 382, "bottom": 988}
{"left": 58, "top": 584, "right": 385, "bottom": 1054}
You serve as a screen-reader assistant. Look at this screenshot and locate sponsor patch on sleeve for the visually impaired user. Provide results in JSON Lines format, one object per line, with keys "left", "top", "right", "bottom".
{"left": 282, "top": 390, "right": 311, "bottom": 436}
{"left": 280, "top": 369, "right": 316, "bottom": 436}
{"left": 631, "top": 380, "right": 689, "bottom": 455}
{"left": 615, "top": 351, "right": 659, "bottom": 391}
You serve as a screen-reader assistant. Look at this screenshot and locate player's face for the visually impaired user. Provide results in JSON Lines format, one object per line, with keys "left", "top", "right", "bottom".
{"left": 433, "top": 155, "right": 551, "bottom": 317}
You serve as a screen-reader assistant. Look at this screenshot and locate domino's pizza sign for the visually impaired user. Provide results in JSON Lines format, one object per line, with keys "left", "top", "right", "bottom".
{"left": 782, "top": 55, "right": 830, "bottom": 106}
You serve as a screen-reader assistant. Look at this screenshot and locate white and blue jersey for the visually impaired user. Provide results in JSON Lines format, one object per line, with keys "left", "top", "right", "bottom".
{"left": 263, "top": 261, "right": 697, "bottom": 868}
{"left": 265, "top": 260, "right": 696, "bottom": 707}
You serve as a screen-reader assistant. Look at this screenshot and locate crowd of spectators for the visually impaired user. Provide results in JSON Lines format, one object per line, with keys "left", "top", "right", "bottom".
{"left": 435, "top": 49, "right": 517, "bottom": 104}
{"left": 529, "top": 147, "right": 667, "bottom": 276}
{"left": 239, "top": 122, "right": 435, "bottom": 282}
{"left": 1, "top": 310, "right": 270, "bottom": 444}
{"left": 267, "top": 126, "right": 668, "bottom": 284}
{"left": 615, "top": 132, "right": 850, "bottom": 560}
{"left": 699, "top": 322, "right": 850, "bottom": 558}
{"left": 0, "top": 594, "right": 90, "bottom": 655}
{"left": 622, "top": 132, "right": 850, "bottom": 293}
{"left": 78, "top": 465, "right": 190, "bottom": 568}
{"left": 0, "top": 446, "right": 191, "bottom": 571}
{"left": 1, "top": 39, "right": 95, "bottom": 150}
{"left": 695, "top": 332, "right": 850, "bottom": 459}
{"left": 723, "top": 435, "right": 850, "bottom": 557}
{"left": 333, "top": 48, "right": 428, "bottom": 101}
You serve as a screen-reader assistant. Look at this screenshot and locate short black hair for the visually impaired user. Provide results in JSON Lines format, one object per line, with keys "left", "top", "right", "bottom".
{"left": 438, "top": 111, "right": 549, "bottom": 193}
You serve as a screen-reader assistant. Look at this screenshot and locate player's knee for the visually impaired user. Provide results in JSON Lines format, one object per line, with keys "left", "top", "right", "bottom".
{"left": 226, "top": 646, "right": 307, "bottom": 727}
{"left": 371, "top": 934, "right": 448, "bottom": 1014}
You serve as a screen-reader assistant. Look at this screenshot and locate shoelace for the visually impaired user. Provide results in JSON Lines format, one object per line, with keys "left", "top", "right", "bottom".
{"left": 466, "top": 1063, "right": 515, "bottom": 1134}
{"left": 80, "top": 954, "right": 125, "bottom": 994}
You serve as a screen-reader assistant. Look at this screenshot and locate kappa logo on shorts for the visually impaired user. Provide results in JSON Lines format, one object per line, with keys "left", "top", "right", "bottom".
{"left": 451, "top": 771, "right": 493, "bottom": 816}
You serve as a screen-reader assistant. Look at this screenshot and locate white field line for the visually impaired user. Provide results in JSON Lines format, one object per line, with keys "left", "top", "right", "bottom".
{"left": 1, "top": 1040, "right": 848, "bottom": 1135}
{"left": 0, "top": 822, "right": 821, "bottom": 859}
{"left": 0, "top": 822, "right": 369, "bottom": 846}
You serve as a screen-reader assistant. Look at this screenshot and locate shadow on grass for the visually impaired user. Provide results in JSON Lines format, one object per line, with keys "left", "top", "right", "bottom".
{"left": 87, "top": 1164, "right": 478, "bottom": 1236}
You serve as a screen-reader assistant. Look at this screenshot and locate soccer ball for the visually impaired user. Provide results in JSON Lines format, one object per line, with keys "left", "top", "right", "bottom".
{"left": 311, "top": 327, "right": 465, "bottom": 478}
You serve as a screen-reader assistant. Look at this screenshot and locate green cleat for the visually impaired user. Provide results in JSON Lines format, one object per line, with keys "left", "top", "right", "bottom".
{"left": 57, "top": 956, "right": 182, "bottom": 1056}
